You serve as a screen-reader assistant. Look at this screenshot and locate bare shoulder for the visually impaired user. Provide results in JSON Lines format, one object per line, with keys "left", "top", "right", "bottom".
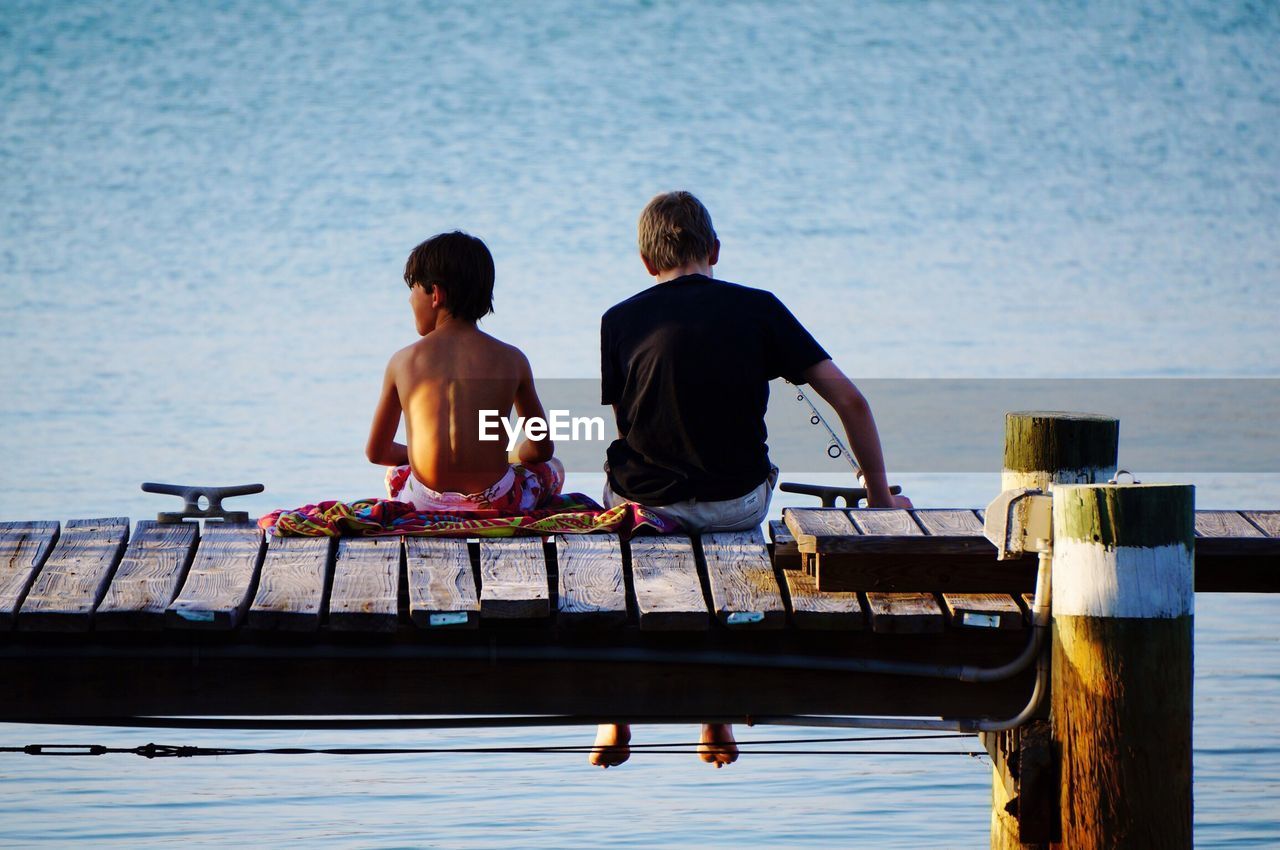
{"left": 483, "top": 333, "right": 534, "bottom": 376}
{"left": 385, "top": 338, "right": 425, "bottom": 376}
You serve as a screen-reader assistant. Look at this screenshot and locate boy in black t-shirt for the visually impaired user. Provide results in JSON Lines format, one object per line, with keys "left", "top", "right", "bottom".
{"left": 590, "top": 191, "right": 911, "bottom": 769}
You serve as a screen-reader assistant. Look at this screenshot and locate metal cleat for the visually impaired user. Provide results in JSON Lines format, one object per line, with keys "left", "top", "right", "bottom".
{"left": 141, "top": 482, "right": 265, "bottom": 524}
{"left": 779, "top": 481, "right": 903, "bottom": 508}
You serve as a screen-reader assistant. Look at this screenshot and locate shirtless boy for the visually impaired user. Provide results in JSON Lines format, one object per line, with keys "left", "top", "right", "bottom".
{"left": 367, "top": 231, "right": 564, "bottom": 512}
{"left": 591, "top": 192, "right": 911, "bottom": 768}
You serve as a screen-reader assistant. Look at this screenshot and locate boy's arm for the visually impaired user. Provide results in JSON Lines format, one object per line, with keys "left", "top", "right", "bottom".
{"left": 512, "top": 351, "right": 555, "bottom": 464}
{"left": 366, "top": 357, "right": 410, "bottom": 467}
{"left": 800, "top": 359, "right": 911, "bottom": 509}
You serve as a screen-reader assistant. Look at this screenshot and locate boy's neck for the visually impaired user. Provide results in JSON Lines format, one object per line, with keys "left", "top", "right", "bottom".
{"left": 430, "top": 312, "right": 478, "bottom": 334}
{"left": 655, "top": 260, "right": 713, "bottom": 283}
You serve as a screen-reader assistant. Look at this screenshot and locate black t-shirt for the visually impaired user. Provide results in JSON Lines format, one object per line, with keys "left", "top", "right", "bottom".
{"left": 601, "top": 274, "right": 830, "bottom": 504}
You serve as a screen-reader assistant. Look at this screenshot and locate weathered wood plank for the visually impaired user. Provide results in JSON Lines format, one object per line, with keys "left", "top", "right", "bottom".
{"left": 769, "top": 520, "right": 802, "bottom": 571}
{"left": 700, "top": 529, "right": 786, "bottom": 629}
{"left": 799, "top": 506, "right": 997, "bottom": 556}
{"left": 96, "top": 521, "right": 199, "bottom": 631}
{"left": 848, "top": 508, "right": 923, "bottom": 536}
{"left": 1195, "top": 510, "right": 1265, "bottom": 538}
{"left": 406, "top": 537, "right": 478, "bottom": 629}
{"left": 847, "top": 511, "right": 939, "bottom": 633}
{"left": 816, "top": 507, "right": 1037, "bottom": 595}
{"left": 628, "top": 536, "right": 709, "bottom": 631}
{"left": 0, "top": 521, "right": 60, "bottom": 630}
{"left": 916, "top": 510, "right": 1023, "bottom": 630}
{"left": 248, "top": 536, "right": 333, "bottom": 631}
{"left": 328, "top": 537, "right": 402, "bottom": 632}
{"left": 912, "top": 509, "right": 984, "bottom": 537}
{"left": 781, "top": 568, "right": 864, "bottom": 630}
{"left": 783, "top": 508, "right": 856, "bottom": 554}
{"left": 865, "top": 593, "right": 945, "bottom": 634}
{"left": 1242, "top": 510, "right": 1280, "bottom": 537}
{"left": 18, "top": 518, "right": 129, "bottom": 631}
{"left": 556, "top": 535, "right": 626, "bottom": 626}
{"left": 478, "top": 537, "right": 550, "bottom": 619}
{"left": 941, "top": 592, "right": 1024, "bottom": 630}
{"left": 166, "top": 523, "right": 264, "bottom": 630}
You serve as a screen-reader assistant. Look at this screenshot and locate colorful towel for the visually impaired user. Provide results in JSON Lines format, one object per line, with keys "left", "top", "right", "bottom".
{"left": 259, "top": 491, "right": 680, "bottom": 539}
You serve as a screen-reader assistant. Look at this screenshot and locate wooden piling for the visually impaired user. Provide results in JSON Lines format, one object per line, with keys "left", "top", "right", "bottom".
{"left": 987, "top": 411, "right": 1120, "bottom": 848}
{"left": 1050, "top": 483, "right": 1194, "bottom": 848}
{"left": 1001, "top": 411, "right": 1119, "bottom": 492}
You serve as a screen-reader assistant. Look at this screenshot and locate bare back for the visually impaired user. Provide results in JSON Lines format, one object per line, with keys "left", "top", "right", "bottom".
{"left": 390, "top": 326, "right": 529, "bottom": 494}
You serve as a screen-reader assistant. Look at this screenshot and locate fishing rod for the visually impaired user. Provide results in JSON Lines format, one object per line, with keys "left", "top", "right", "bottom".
{"left": 788, "top": 380, "right": 863, "bottom": 479}
{"left": 782, "top": 382, "right": 904, "bottom": 507}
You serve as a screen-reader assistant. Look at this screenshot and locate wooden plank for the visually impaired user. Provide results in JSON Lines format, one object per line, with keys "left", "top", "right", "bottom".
{"left": 816, "top": 550, "right": 1037, "bottom": 594}
{"left": 0, "top": 521, "right": 60, "bottom": 630}
{"left": 96, "top": 521, "right": 198, "bottom": 631}
{"left": 628, "top": 536, "right": 709, "bottom": 631}
{"left": 1194, "top": 511, "right": 1280, "bottom": 591}
{"left": 783, "top": 508, "right": 856, "bottom": 554}
{"left": 406, "top": 537, "right": 478, "bottom": 629}
{"left": 941, "top": 593, "right": 1023, "bottom": 630}
{"left": 799, "top": 506, "right": 996, "bottom": 556}
{"left": 478, "top": 537, "right": 550, "bottom": 619}
{"left": 555, "top": 535, "right": 626, "bottom": 626}
{"left": 848, "top": 508, "right": 924, "bottom": 536}
{"left": 248, "top": 536, "right": 333, "bottom": 631}
{"left": 916, "top": 510, "right": 1023, "bottom": 631}
{"left": 769, "top": 520, "right": 802, "bottom": 571}
{"left": 328, "top": 537, "right": 402, "bottom": 632}
{"left": 3, "top": 640, "right": 1037, "bottom": 721}
{"left": 166, "top": 523, "right": 264, "bottom": 630}
{"left": 18, "top": 518, "right": 129, "bottom": 631}
{"left": 1242, "top": 510, "right": 1280, "bottom": 537}
{"left": 847, "top": 511, "right": 940, "bottom": 632}
{"left": 865, "top": 593, "right": 945, "bottom": 634}
{"left": 912, "top": 509, "right": 984, "bottom": 537}
{"left": 781, "top": 568, "right": 864, "bottom": 630}
{"left": 1194, "top": 510, "right": 1277, "bottom": 559}
{"left": 1195, "top": 510, "right": 1265, "bottom": 538}
{"left": 700, "top": 529, "right": 786, "bottom": 629}
{"left": 817, "top": 509, "right": 1034, "bottom": 593}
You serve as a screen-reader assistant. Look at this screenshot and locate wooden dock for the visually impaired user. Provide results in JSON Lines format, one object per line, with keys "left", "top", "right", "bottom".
{"left": 2, "top": 508, "right": 1275, "bottom": 722}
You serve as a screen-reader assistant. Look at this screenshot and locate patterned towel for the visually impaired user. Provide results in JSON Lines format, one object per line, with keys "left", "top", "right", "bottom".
{"left": 259, "top": 492, "right": 680, "bottom": 539}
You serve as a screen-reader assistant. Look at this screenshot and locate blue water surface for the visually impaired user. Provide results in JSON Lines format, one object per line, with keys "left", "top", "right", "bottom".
{"left": 2, "top": 1, "right": 1278, "bottom": 846}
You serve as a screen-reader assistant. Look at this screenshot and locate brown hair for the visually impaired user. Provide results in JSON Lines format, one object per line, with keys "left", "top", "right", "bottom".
{"left": 637, "top": 191, "right": 717, "bottom": 272}
{"left": 403, "top": 231, "right": 495, "bottom": 322}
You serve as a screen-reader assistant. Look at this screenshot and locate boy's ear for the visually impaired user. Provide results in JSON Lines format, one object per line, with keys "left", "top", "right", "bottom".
{"left": 430, "top": 284, "right": 445, "bottom": 309}
{"left": 708, "top": 238, "right": 720, "bottom": 267}
{"left": 639, "top": 252, "right": 661, "bottom": 277}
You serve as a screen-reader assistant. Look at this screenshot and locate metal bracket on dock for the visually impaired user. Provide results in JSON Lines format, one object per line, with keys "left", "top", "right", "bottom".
{"left": 141, "top": 482, "right": 265, "bottom": 524}
{"left": 984, "top": 488, "right": 1053, "bottom": 560}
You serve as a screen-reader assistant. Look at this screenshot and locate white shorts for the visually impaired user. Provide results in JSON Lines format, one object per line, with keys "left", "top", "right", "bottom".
{"left": 602, "top": 465, "right": 778, "bottom": 533}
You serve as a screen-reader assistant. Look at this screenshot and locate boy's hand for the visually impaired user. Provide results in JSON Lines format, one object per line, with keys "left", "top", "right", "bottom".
{"left": 866, "top": 492, "right": 913, "bottom": 509}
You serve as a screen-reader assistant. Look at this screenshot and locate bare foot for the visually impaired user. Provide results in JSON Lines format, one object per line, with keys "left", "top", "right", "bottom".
{"left": 589, "top": 723, "right": 631, "bottom": 768}
{"left": 698, "top": 723, "right": 738, "bottom": 768}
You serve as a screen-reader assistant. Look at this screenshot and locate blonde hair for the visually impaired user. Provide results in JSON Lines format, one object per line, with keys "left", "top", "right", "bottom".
{"left": 637, "top": 191, "right": 717, "bottom": 272}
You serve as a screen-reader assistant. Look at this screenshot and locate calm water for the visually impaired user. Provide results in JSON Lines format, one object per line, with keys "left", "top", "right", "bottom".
{"left": 2, "top": 1, "right": 1279, "bottom": 846}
